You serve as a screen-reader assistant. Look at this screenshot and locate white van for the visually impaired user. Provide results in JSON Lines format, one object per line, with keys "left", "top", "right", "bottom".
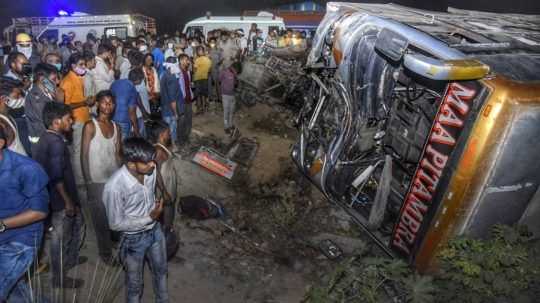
{"left": 183, "top": 12, "right": 285, "bottom": 40}
{"left": 33, "top": 14, "right": 156, "bottom": 42}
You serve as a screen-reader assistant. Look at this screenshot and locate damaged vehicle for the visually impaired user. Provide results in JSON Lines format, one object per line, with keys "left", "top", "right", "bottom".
{"left": 293, "top": 2, "right": 540, "bottom": 271}
{"left": 236, "top": 44, "right": 309, "bottom": 110}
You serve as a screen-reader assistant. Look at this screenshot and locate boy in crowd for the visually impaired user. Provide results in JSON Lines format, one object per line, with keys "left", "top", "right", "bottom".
{"left": 193, "top": 46, "right": 212, "bottom": 113}
{"left": 103, "top": 138, "right": 168, "bottom": 303}
{"left": 178, "top": 54, "right": 193, "bottom": 145}
{"left": 81, "top": 90, "right": 122, "bottom": 264}
{"left": 111, "top": 68, "right": 144, "bottom": 138}
{"left": 219, "top": 63, "right": 238, "bottom": 137}
{"left": 34, "top": 102, "right": 85, "bottom": 288}
{"left": 160, "top": 56, "right": 181, "bottom": 145}
{"left": 208, "top": 38, "right": 223, "bottom": 103}
{"left": 0, "top": 124, "right": 49, "bottom": 302}
{"left": 147, "top": 120, "right": 178, "bottom": 230}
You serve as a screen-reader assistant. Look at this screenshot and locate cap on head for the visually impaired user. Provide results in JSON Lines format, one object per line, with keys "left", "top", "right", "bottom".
{"left": 16, "top": 33, "right": 32, "bottom": 44}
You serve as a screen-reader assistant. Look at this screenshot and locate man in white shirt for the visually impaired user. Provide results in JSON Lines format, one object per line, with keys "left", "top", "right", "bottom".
{"left": 93, "top": 45, "right": 115, "bottom": 92}
{"left": 103, "top": 137, "right": 167, "bottom": 303}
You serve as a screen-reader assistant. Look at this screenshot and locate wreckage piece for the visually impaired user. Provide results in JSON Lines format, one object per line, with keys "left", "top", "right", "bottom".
{"left": 180, "top": 195, "right": 225, "bottom": 220}
{"left": 268, "top": 45, "right": 308, "bottom": 60}
{"left": 226, "top": 138, "right": 259, "bottom": 167}
{"left": 293, "top": 2, "right": 540, "bottom": 271}
{"left": 192, "top": 146, "right": 238, "bottom": 180}
{"left": 318, "top": 239, "right": 343, "bottom": 260}
{"left": 236, "top": 50, "right": 309, "bottom": 109}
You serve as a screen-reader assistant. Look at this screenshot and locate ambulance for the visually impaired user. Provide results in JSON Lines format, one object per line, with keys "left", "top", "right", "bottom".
{"left": 183, "top": 12, "right": 285, "bottom": 40}
{"left": 4, "top": 13, "right": 156, "bottom": 43}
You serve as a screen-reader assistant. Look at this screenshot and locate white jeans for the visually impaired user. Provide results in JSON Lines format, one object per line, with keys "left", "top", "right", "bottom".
{"left": 222, "top": 95, "right": 235, "bottom": 129}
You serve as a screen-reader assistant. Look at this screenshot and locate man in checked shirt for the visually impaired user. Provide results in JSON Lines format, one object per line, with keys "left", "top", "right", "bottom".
{"left": 103, "top": 137, "right": 167, "bottom": 303}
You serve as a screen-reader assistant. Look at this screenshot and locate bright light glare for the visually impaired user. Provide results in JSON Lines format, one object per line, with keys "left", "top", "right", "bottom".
{"left": 58, "top": 10, "right": 69, "bottom": 16}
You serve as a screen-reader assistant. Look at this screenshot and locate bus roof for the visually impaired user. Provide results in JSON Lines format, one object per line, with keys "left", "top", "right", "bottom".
{"left": 186, "top": 16, "right": 285, "bottom": 26}
{"left": 47, "top": 14, "right": 134, "bottom": 26}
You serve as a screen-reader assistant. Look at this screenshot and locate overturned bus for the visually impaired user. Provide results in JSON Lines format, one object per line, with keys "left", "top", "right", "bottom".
{"left": 292, "top": 2, "right": 540, "bottom": 271}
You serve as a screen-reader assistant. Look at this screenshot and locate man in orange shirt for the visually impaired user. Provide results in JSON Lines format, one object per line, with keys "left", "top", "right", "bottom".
{"left": 61, "top": 53, "right": 94, "bottom": 192}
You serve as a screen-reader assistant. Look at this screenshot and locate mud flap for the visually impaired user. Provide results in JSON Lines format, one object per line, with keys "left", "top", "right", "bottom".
{"left": 368, "top": 155, "right": 392, "bottom": 230}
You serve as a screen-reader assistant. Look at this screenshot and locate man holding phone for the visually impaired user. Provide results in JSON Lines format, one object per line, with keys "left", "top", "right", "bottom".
{"left": 103, "top": 137, "right": 168, "bottom": 303}
{"left": 4, "top": 52, "right": 32, "bottom": 91}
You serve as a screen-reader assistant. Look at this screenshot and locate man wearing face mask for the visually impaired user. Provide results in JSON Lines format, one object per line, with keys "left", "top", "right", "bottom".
{"left": 43, "top": 53, "right": 63, "bottom": 73}
{"left": 164, "top": 41, "right": 176, "bottom": 61}
{"left": 14, "top": 33, "right": 40, "bottom": 69}
{"left": 138, "top": 40, "right": 149, "bottom": 55}
{"left": 61, "top": 53, "right": 94, "bottom": 188}
{"left": 25, "top": 63, "right": 60, "bottom": 156}
{"left": 0, "top": 77, "right": 27, "bottom": 155}
{"left": 42, "top": 53, "right": 65, "bottom": 103}
{"left": 3, "top": 52, "right": 32, "bottom": 154}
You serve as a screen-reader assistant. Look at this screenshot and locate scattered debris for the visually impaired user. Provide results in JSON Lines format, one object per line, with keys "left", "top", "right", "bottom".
{"left": 192, "top": 146, "right": 238, "bottom": 180}
{"left": 309, "top": 233, "right": 367, "bottom": 255}
{"left": 180, "top": 195, "right": 225, "bottom": 220}
{"left": 226, "top": 138, "right": 259, "bottom": 167}
{"left": 318, "top": 239, "right": 343, "bottom": 260}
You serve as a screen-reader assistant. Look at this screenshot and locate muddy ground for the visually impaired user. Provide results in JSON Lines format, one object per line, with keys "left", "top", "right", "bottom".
{"left": 34, "top": 102, "right": 369, "bottom": 303}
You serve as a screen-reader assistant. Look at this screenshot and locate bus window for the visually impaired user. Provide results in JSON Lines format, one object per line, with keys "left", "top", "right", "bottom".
{"left": 268, "top": 26, "right": 280, "bottom": 34}
{"left": 105, "top": 27, "right": 128, "bottom": 40}
{"left": 39, "top": 29, "right": 59, "bottom": 42}
{"left": 186, "top": 26, "right": 203, "bottom": 38}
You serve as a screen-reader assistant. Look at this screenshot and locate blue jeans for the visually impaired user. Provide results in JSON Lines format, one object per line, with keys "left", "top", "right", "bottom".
{"left": 0, "top": 242, "right": 35, "bottom": 302}
{"left": 137, "top": 118, "right": 146, "bottom": 139}
{"left": 162, "top": 116, "right": 177, "bottom": 144}
{"left": 49, "top": 210, "right": 84, "bottom": 285}
{"left": 119, "top": 224, "right": 168, "bottom": 303}
{"left": 116, "top": 121, "right": 132, "bottom": 140}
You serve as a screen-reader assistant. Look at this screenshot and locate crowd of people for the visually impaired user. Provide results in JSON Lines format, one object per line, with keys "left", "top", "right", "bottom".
{"left": 0, "top": 22, "right": 307, "bottom": 302}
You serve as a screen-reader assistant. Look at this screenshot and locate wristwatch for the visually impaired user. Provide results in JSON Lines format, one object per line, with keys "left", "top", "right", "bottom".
{"left": 0, "top": 220, "right": 6, "bottom": 233}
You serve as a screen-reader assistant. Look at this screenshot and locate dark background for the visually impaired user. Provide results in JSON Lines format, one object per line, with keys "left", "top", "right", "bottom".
{"left": 1, "top": 0, "right": 539, "bottom": 34}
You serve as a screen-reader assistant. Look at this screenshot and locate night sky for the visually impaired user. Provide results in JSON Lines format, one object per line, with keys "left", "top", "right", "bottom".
{"left": 1, "top": 0, "right": 539, "bottom": 34}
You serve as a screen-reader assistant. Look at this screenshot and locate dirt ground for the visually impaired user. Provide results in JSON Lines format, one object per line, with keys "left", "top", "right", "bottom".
{"left": 34, "top": 102, "right": 365, "bottom": 303}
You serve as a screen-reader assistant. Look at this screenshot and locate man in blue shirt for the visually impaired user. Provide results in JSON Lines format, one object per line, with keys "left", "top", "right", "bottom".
{"left": 151, "top": 39, "right": 165, "bottom": 78}
{"left": 160, "top": 57, "right": 182, "bottom": 146}
{"left": 111, "top": 68, "right": 145, "bottom": 139}
{"left": 0, "top": 124, "right": 49, "bottom": 301}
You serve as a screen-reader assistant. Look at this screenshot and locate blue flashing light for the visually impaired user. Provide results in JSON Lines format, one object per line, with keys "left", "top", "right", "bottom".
{"left": 58, "top": 10, "right": 69, "bottom": 16}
